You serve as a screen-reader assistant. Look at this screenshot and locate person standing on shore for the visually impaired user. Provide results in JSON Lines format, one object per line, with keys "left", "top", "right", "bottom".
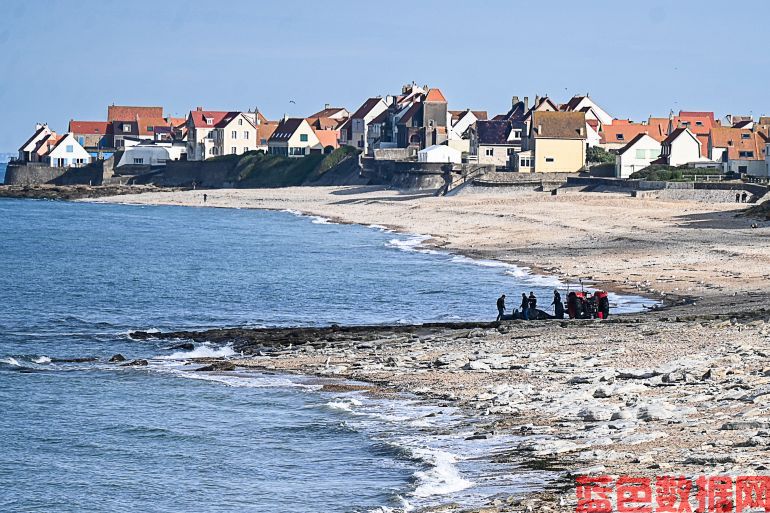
{"left": 528, "top": 292, "right": 537, "bottom": 318}
{"left": 496, "top": 294, "right": 506, "bottom": 321}
{"left": 520, "top": 293, "right": 530, "bottom": 320}
{"left": 552, "top": 290, "right": 564, "bottom": 319}
{"left": 203, "top": 193, "right": 208, "bottom": 203}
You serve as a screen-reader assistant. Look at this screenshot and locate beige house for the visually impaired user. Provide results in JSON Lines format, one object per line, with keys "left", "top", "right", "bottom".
{"left": 528, "top": 111, "right": 587, "bottom": 173}
{"left": 268, "top": 118, "right": 322, "bottom": 157}
{"left": 186, "top": 109, "right": 267, "bottom": 160}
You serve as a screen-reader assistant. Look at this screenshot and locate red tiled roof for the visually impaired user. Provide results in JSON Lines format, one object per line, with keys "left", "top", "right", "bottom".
{"left": 425, "top": 88, "right": 447, "bottom": 102}
{"left": 314, "top": 129, "right": 339, "bottom": 148}
{"left": 188, "top": 110, "right": 240, "bottom": 129}
{"left": 108, "top": 105, "right": 163, "bottom": 122}
{"left": 710, "top": 127, "right": 766, "bottom": 161}
{"left": 69, "top": 121, "right": 112, "bottom": 135}
{"left": 600, "top": 122, "right": 665, "bottom": 144}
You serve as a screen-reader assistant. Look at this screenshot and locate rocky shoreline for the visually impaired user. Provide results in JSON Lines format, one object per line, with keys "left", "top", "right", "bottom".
{"left": 130, "top": 293, "right": 770, "bottom": 512}
{"left": 0, "top": 184, "right": 178, "bottom": 201}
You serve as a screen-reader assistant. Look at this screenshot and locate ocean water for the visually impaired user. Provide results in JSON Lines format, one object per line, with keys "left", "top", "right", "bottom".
{"left": 0, "top": 198, "right": 654, "bottom": 512}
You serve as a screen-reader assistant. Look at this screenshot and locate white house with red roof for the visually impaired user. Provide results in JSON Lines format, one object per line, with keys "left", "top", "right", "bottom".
{"left": 186, "top": 109, "right": 262, "bottom": 160}
{"left": 615, "top": 134, "right": 662, "bottom": 178}
{"left": 42, "top": 133, "right": 91, "bottom": 168}
{"left": 656, "top": 128, "right": 703, "bottom": 167}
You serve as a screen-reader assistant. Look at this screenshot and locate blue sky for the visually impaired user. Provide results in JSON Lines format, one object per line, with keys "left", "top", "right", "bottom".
{"left": 0, "top": 0, "right": 768, "bottom": 151}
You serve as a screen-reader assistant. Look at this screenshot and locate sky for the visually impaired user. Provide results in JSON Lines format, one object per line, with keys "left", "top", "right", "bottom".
{"left": 0, "top": 0, "right": 768, "bottom": 152}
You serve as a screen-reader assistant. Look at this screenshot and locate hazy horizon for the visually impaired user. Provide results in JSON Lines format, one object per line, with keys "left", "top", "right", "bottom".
{"left": 0, "top": 0, "right": 768, "bottom": 151}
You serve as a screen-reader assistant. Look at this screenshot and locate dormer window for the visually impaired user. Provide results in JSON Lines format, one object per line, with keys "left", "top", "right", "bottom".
{"left": 695, "top": 121, "right": 703, "bottom": 126}
{"left": 205, "top": 117, "right": 213, "bottom": 125}
{"left": 123, "top": 124, "right": 131, "bottom": 132}
{"left": 616, "top": 134, "right": 624, "bottom": 141}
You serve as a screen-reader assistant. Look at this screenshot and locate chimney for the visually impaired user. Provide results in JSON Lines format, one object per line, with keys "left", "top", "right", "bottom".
{"left": 535, "top": 95, "right": 541, "bottom": 107}
{"left": 512, "top": 96, "right": 519, "bottom": 107}
{"left": 324, "top": 103, "right": 330, "bottom": 110}
{"left": 537, "top": 124, "right": 542, "bottom": 134}
{"left": 523, "top": 96, "right": 529, "bottom": 111}
{"left": 196, "top": 106, "right": 203, "bottom": 111}
{"left": 35, "top": 122, "right": 44, "bottom": 131}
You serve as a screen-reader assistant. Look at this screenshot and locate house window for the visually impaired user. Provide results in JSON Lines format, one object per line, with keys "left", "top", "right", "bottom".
{"left": 289, "top": 147, "right": 305, "bottom": 156}
{"left": 300, "top": 134, "right": 308, "bottom": 142}
{"left": 738, "top": 165, "right": 748, "bottom": 173}
{"left": 146, "top": 126, "right": 153, "bottom": 132}
{"left": 232, "top": 131, "right": 237, "bottom": 139}
{"left": 238, "top": 118, "right": 243, "bottom": 126}
{"left": 123, "top": 124, "right": 131, "bottom": 132}
{"left": 520, "top": 157, "right": 532, "bottom": 167}
{"left": 739, "top": 151, "right": 754, "bottom": 158}
{"left": 485, "top": 148, "right": 494, "bottom": 156}
{"left": 206, "top": 118, "right": 213, "bottom": 125}
{"left": 243, "top": 131, "right": 249, "bottom": 139}
{"left": 616, "top": 134, "right": 624, "bottom": 141}
{"left": 66, "top": 145, "right": 73, "bottom": 153}
{"left": 260, "top": 139, "right": 267, "bottom": 145}
{"left": 133, "top": 158, "right": 144, "bottom": 164}
{"left": 78, "top": 136, "right": 85, "bottom": 146}
{"left": 545, "top": 157, "right": 555, "bottom": 162}
{"left": 243, "top": 148, "right": 249, "bottom": 154}
{"left": 741, "top": 133, "right": 750, "bottom": 139}
{"left": 695, "top": 121, "right": 703, "bottom": 126}
{"left": 512, "top": 130, "right": 522, "bottom": 139}
{"left": 231, "top": 147, "right": 237, "bottom": 154}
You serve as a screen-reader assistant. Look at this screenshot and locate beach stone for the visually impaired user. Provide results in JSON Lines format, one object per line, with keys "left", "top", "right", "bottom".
{"left": 610, "top": 409, "right": 633, "bottom": 421}
{"left": 121, "top": 359, "right": 148, "bottom": 367}
{"left": 464, "top": 360, "right": 490, "bottom": 371}
{"left": 618, "top": 369, "right": 660, "bottom": 380}
{"left": 519, "top": 439, "right": 588, "bottom": 456}
{"left": 169, "top": 342, "right": 194, "bottom": 351}
{"left": 108, "top": 354, "right": 126, "bottom": 363}
{"left": 720, "top": 420, "right": 770, "bottom": 430}
{"left": 579, "top": 407, "right": 613, "bottom": 422}
{"left": 593, "top": 386, "right": 613, "bottom": 398}
{"left": 195, "top": 361, "right": 236, "bottom": 372}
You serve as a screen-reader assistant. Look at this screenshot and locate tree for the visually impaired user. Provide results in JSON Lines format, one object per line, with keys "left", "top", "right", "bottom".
{"left": 586, "top": 146, "right": 615, "bottom": 164}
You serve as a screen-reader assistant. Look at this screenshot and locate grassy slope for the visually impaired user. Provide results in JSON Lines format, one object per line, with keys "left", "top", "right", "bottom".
{"left": 206, "top": 147, "right": 360, "bottom": 188}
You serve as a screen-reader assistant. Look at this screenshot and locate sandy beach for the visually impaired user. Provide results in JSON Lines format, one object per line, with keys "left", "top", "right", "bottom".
{"left": 95, "top": 186, "right": 770, "bottom": 512}
{"left": 88, "top": 186, "right": 770, "bottom": 299}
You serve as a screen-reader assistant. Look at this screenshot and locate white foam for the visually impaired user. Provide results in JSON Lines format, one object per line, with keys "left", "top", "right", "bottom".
{"left": 325, "top": 397, "right": 364, "bottom": 412}
{"left": 155, "top": 343, "right": 236, "bottom": 360}
{"left": 33, "top": 356, "right": 51, "bottom": 364}
{"left": 1, "top": 357, "right": 21, "bottom": 366}
{"left": 411, "top": 447, "right": 474, "bottom": 498}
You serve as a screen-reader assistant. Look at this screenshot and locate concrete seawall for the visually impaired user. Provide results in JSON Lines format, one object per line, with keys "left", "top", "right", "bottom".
{"left": 565, "top": 177, "right": 768, "bottom": 203}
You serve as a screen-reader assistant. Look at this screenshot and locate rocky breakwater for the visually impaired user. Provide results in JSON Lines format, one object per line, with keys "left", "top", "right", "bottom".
{"left": 132, "top": 296, "right": 770, "bottom": 511}
{"left": 0, "top": 184, "right": 176, "bottom": 201}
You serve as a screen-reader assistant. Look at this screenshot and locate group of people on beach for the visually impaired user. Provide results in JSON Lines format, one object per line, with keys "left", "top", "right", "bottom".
{"left": 496, "top": 289, "right": 609, "bottom": 321}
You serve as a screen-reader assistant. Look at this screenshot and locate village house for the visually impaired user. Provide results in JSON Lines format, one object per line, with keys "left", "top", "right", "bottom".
{"left": 560, "top": 94, "right": 614, "bottom": 128}
{"left": 308, "top": 105, "right": 349, "bottom": 123}
{"left": 709, "top": 127, "right": 768, "bottom": 176}
{"left": 655, "top": 128, "right": 703, "bottom": 167}
{"left": 343, "top": 97, "right": 388, "bottom": 153}
{"left": 470, "top": 120, "right": 525, "bottom": 167}
{"left": 447, "top": 109, "right": 487, "bottom": 153}
{"left": 615, "top": 133, "right": 662, "bottom": 178}
{"left": 17, "top": 124, "right": 55, "bottom": 163}
{"left": 68, "top": 121, "right": 114, "bottom": 159}
{"left": 107, "top": 105, "right": 166, "bottom": 148}
{"left": 42, "top": 133, "right": 91, "bottom": 168}
{"left": 395, "top": 88, "right": 449, "bottom": 151}
{"left": 599, "top": 120, "right": 666, "bottom": 151}
{"left": 117, "top": 139, "right": 187, "bottom": 168}
{"left": 525, "top": 111, "right": 587, "bottom": 173}
{"left": 186, "top": 109, "right": 264, "bottom": 160}
{"left": 669, "top": 111, "right": 717, "bottom": 158}
{"left": 268, "top": 118, "right": 322, "bottom": 157}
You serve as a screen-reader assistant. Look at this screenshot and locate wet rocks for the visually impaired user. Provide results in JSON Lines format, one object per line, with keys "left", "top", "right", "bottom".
{"left": 195, "top": 361, "right": 235, "bottom": 372}
{"left": 108, "top": 354, "right": 126, "bottom": 363}
{"left": 168, "top": 342, "right": 195, "bottom": 351}
{"left": 121, "top": 359, "right": 148, "bottom": 367}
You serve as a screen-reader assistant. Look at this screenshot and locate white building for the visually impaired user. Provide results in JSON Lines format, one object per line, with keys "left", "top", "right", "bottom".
{"left": 18, "top": 124, "right": 54, "bottom": 162}
{"left": 268, "top": 118, "right": 322, "bottom": 157}
{"left": 344, "top": 97, "right": 388, "bottom": 153}
{"left": 615, "top": 134, "right": 662, "bottom": 178}
{"left": 659, "top": 128, "right": 702, "bottom": 167}
{"left": 561, "top": 95, "right": 614, "bottom": 126}
{"left": 418, "top": 144, "right": 461, "bottom": 164}
{"left": 43, "top": 133, "right": 91, "bottom": 168}
{"left": 117, "top": 141, "right": 187, "bottom": 167}
{"left": 186, "top": 109, "right": 265, "bottom": 161}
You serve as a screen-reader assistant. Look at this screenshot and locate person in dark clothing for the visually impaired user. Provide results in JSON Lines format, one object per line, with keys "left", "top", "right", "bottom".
{"left": 520, "top": 293, "right": 530, "bottom": 320}
{"left": 496, "top": 294, "right": 506, "bottom": 321}
{"left": 552, "top": 290, "right": 564, "bottom": 319}
{"left": 528, "top": 292, "right": 537, "bottom": 317}
{"left": 741, "top": 192, "right": 748, "bottom": 203}
{"left": 203, "top": 193, "right": 208, "bottom": 203}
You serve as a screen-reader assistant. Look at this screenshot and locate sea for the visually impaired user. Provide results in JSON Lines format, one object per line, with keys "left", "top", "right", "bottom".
{"left": 0, "top": 188, "right": 655, "bottom": 512}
